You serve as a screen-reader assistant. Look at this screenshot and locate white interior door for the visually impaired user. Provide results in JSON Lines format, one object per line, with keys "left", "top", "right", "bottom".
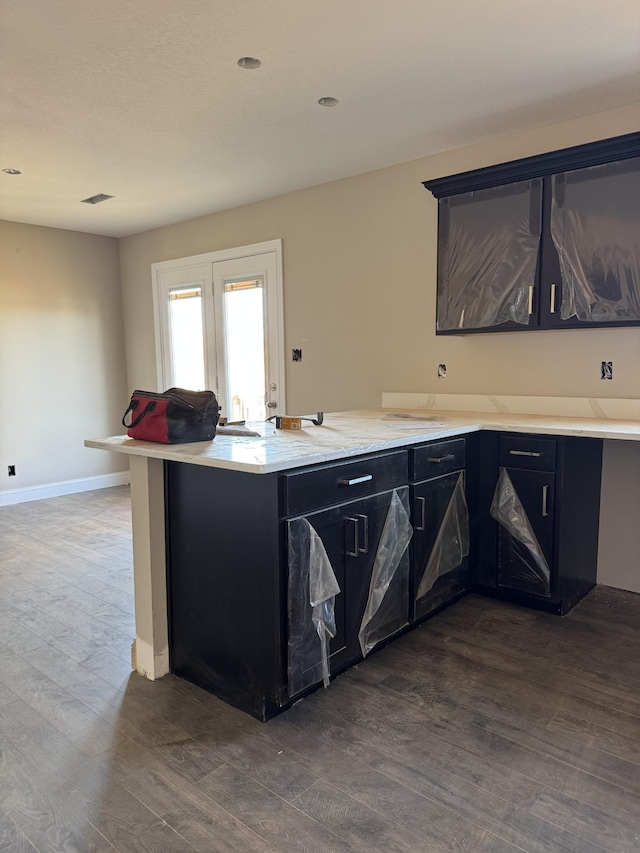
{"left": 152, "top": 241, "right": 285, "bottom": 422}
{"left": 211, "top": 251, "right": 282, "bottom": 421}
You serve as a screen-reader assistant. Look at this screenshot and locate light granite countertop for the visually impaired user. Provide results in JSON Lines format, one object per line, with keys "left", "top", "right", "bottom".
{"left": 85, "top": 408, "right": 640, "bottom": 474}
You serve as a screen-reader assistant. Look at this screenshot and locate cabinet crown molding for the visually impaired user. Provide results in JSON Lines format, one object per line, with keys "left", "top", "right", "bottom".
{"left": 423, "top": 132, "right": 640, "bottom": 199}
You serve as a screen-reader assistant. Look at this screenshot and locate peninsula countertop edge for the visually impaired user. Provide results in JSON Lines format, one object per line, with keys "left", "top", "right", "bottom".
{"left": 85, "top": 409, "right": 640, "bottom": 475}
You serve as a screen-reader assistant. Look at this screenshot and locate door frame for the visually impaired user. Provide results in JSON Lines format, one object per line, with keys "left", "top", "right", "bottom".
{"left": 151, "top": 240, "right": 285, "bottom": 412}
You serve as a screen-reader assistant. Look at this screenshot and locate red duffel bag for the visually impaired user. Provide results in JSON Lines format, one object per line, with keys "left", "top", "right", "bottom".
{"left": 122, "top": 388, "right": 219, "bottom": 444}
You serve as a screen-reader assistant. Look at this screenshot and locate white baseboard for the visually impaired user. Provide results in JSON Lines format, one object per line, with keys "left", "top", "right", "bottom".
{"left": 0, "top": 471, "right": 130, "bottom": 507}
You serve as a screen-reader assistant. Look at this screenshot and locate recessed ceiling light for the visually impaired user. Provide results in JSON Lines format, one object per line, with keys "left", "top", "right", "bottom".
{"left": 2, "top": 168, "right": 21, "bottom": 175}
{"left": 237, "top": 57, "right": 262, "bottom": 70}
{"left": 318, "top": 97, "right": 339, "bottom": 107}
{"left": 81, "top": 193, "right": 114, "bottom": 205}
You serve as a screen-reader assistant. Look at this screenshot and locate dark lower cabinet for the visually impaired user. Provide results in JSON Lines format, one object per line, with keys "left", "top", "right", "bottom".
{"left": 497, "top": 468, "right": 554, "bottom": 598}
{"left": 411, "top": 470, "right": 471, "bottom": 621}
{"left": 286, "top": 487, "right": 410, "bottom": 698}
{"left": 478, "top": 432, "right": 603, "bottom": 614}
{"left": 165, "top": 429, "right": 602, "bottom": 722}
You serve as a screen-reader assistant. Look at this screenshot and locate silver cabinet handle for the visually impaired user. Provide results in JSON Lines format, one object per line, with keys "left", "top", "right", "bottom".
{"left": 357, "top": 514, "right": 369, "bottom": 554}
{"left": 428, "top": 454, "right": 455, "bottom": 463}
{"left": 542, "top": 485, "right": 549, "bottom": 517}
{"left": 415, "top": 497, "right": 426, "bottom": 531}
{"left": 550, "top": 283, "right": 557, "bottom": 314}
{"left": 338, "top": 474, "right": 373, "bottom": 486}
{"left": 346, "top": 517, "right": 359, "bottom": 557}
{"left": 528, "top": 285, "right": 534, "bottom": 315}
{"left": 509, "top": 450, "right": 542, "bottom": 457}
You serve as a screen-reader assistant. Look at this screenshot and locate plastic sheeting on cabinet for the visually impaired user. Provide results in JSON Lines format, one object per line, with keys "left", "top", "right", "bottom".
{"left": 287, "top": 517, "right": 340, "bottom": 695}
{"left": 437, "top": 179, "right": 542, "bottom": 330}
{"left": 358, "top": 488, "right": 413, "bottom": 657}
{"left": 415, "top": 472, "right": 470, "bottom": 601}
{"left": 490, "top": 468, "right": 551, "bottom": 595}
{"left": 551, "top": 158, "right": 640, "bottom": 323}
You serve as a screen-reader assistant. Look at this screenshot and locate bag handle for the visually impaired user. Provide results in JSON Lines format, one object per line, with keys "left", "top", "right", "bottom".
{"left": 122, "top": 400, "right": 156, "bottom": 428}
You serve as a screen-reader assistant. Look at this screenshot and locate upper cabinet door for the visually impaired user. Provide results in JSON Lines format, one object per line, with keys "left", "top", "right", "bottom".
{"left": 436, "top": 179, "right": 543, "bottom": 333}
{"left": 542, "top": 157, "right": 640, "bottom": 327}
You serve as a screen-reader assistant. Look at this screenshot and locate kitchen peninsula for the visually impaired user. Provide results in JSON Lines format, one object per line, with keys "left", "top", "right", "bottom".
{"left": 86, "top": 406, "right": 640, "bottom": 720}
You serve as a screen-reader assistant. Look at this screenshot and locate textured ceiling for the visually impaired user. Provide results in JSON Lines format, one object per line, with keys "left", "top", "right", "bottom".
{"left": 1, "top": 0, "right": 639, "bottom": 238}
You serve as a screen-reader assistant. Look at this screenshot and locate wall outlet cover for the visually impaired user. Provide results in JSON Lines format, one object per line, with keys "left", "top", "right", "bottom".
{"left": 292, "top": 348, "right": 302, "bottom": 362}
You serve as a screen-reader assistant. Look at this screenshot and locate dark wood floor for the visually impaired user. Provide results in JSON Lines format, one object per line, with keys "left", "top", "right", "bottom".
{"left": 1, "top": 487, "right": 639, "bottom": 852}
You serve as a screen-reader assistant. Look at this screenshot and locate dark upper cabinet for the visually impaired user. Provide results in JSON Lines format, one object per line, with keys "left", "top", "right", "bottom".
{"left": 425, "top": 133, "right": 640, "bottom": 335}
{"left": 436, "top": 179, "right": 543, "bottom": 332}
{"left": 540, "top": 157, "right": 640, "bottom": 328}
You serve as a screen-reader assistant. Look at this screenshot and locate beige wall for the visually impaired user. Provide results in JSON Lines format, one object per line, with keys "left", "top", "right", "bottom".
{"left": 0, "top": 220, "right": 128, "bottom": 492}
{"left": 598, "top": 440, "right": 640, "bottom": 593}
{"left": 119, "top": 100, "right": 640, "bottom": 413}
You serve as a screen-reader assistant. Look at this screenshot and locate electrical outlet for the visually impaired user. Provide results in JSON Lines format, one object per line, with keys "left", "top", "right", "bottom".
{"left": 8, "top": 465, "right": 15, "bottom": 476}
{"left": 292, "top": 348, "right": 302, "bottom": 362}
{"left": 437, "top": 363, "right": 447, "bottom": 378}
{"left": 601, "top": 361, "right": 613, "bottom": 380}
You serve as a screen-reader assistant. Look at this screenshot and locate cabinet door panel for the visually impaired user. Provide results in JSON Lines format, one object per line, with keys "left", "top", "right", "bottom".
{"left": 287, "top": 504, "right": 350, "bottom": 697}
{"left": 497, "top": 468, "right": 554, "bottom": 597}
{"left": 547, "top": 157, "right": 640, "bottom": 325}
{"left": 287, "top": 488, "right": 410, "bottom": 696}
{"left": 412, "top": 471, "right": 470, "bottom": 621}
{"left": 437, "top": 179, "right": 542, "bottom": 332}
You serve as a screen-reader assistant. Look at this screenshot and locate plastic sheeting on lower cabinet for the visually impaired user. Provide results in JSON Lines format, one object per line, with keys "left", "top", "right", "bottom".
{"left": 415, "top": 471, "right": 470, "bottom": 604}
{"left": 490, "top": 467, "right": 551, "bottom": 595}
{"left": 358, "top": 488, "right": 413, "bottom": 657}
{"left": 287, "top": 517, "right": 340, "bottom": 696}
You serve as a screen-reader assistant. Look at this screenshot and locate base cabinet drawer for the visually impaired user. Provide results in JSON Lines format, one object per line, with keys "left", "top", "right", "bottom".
{"left": 499, "top": 436, "right": 556, "bottom": 471}
{"left": 283, "top": 450, "right": 408, "bottom": 516}
{"left": 412, "top": 438, "right": 466, "bottom": 481}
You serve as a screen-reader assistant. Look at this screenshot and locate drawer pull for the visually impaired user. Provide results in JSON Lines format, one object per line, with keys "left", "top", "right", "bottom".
{"left": 550, "top": 283, "right": 557, "bottom": 314}
{"left": 346, "top": 517, "right": 359, "bottom": 557}
{"left": 338, "top": 474, "right": 373, "bottom": 486}
{"left": 427, "top": 454, "right": 455, "bottom": 464}
{"left": 357, "top": 514, "right": 369, "bottom": 554}
{"left": 542, "top": 485, "right": 549, "bottom": 517}
{"left": 528, "top": 285, "right": 534, "bottom": 315}
{"left": 415, "top": 496, "right": 426, "bottom": 531}
{"left": 509, "top": 450, "right": 542, "bottom": 458}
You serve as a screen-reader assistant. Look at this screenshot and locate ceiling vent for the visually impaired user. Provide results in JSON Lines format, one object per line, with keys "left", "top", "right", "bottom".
{"left": 81, "top": 193, "right": 114, "bottom": 205}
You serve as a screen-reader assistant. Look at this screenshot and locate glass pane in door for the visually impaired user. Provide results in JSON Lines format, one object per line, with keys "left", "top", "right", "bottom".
{"left": 223, "top": 278, "right": 266, "bottom": 421}
{"left": 168, "top": 287, "right": 206, "bottom": 390}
